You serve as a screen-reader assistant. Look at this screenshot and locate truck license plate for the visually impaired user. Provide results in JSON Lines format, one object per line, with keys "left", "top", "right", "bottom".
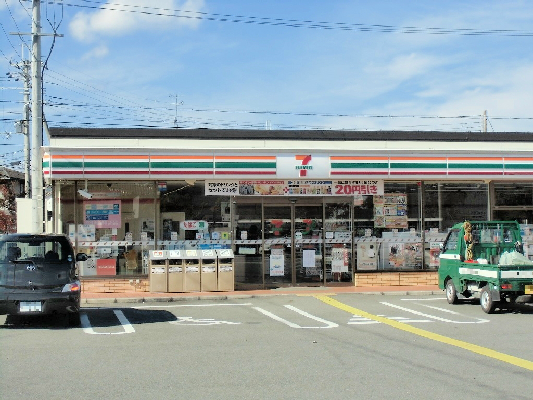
{"left": 20, "top": 301, "right": 42, "bottom": 312}
{"left": 525, "top": 285, "right": 533, "bottom": 295}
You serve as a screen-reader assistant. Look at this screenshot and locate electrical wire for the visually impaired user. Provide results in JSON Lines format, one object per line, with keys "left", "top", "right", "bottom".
{"left": 3, "top": 2, "right": 533, "bottom": 134}
{"left": 62, "top": 0, "right": 533, "bottom": 37}
{"left": 0, "top": 21, "right": 21, "bottom": 60}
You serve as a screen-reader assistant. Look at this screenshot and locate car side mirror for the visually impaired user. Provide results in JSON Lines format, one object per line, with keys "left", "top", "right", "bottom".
{"left": 76, "top": 253, "right": 88, "bottom": 262}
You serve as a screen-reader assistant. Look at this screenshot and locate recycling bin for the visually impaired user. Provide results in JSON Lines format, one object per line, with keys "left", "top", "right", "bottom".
{"left": 149, "top": 250, "right": 168, "bottom": 292}
{"left": 183, "top": 249, "right": 201, "bottom": 292}
{"left": 216, "top": 249, "right": 234, "bottom": 291}
{"left": 200, "top": 249, "right": 218, "bottom": 292}
{"left": 167, "top": 249, "right": 184, "bottom": 292}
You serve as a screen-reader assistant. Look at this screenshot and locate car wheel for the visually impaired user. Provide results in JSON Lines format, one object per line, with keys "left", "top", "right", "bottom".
{"left": 445, "top": 279, "right": 459, "bottom": 304}
{"left": 480, "top": 286, "right": 498, "bottom": 314}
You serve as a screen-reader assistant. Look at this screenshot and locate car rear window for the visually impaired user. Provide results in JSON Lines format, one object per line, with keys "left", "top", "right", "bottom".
{"left": 1, "top": 238, "right": 71, "bottom": 263}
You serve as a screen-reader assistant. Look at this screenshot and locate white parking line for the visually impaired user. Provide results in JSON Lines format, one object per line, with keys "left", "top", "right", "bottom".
{"left": 169, "top": 317, "right": 241, "bottom": 326}
{"left": 253, "top": 305, "right": 339, "bottom": 329}
{"left": 81, "top": 310, "right": 136, "bottom": 335}
{"left": 380, "top": 302, "right": 489, "bottom": 324}
{"left": 348, "top": 315, "right": 432, "bottom": 325}
{"left": 400, "top": 298, "right": 446, "bottom": 301}
{"left": 135, "top": 303, "right": 252, "bottom": 309}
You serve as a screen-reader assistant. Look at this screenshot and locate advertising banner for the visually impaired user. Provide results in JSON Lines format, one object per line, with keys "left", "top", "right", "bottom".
{"left": 332, "top": 247, "right": 350, "bottom": 272}
{"left": 270, "top": 254, "right": 285, "bottom": 276}
{"left": 357, "top": 242, "right": 377, "bottom": 271}
{"left": 84, "top": 200, "right": 121, "bottom": 229}
{"left": 96, "top": 258, "right": 116, "bottom": 276}
{"left": 374, "top": 194, "right": 408, "bottom": 229}
{"left": 206, "top": 180, "right": 384, "bottom": 196}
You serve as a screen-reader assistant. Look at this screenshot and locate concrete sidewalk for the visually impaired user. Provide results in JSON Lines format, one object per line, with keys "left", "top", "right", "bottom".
{"left": 81, "top": 285, "right": 442, "bottom": 304}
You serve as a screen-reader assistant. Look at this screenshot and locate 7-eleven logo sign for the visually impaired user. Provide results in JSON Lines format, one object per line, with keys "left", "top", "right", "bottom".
{"left": 295, "top": 155, "right": 312, "bottom": 177}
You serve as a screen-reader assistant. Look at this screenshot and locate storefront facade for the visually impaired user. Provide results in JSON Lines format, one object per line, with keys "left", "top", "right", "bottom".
{"left": 43, "top": 129, "right": 533, "bottom": 290}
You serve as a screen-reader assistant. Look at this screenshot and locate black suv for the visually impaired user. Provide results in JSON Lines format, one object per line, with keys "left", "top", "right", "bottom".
{"left": 0, "top": 234, "right": 86, "bottom": 326}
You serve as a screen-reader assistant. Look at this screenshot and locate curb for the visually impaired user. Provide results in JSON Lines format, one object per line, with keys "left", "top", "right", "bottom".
{"left": 81, "top": 289, "right": 443, "bottom": 305}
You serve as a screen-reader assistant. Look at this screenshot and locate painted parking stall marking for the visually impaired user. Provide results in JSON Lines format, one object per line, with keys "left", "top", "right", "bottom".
{"left": 348, "top": 315, "right": 433, "bottom": 325}
{"left": 137, "top": 303, "right": 250, "bottom": 327}
{"left": 169, "top": 317, "right": 241, "bottom": 326}
{"left": 253, "top": 305, "right": 339, "bottom": 329}
{"left": 81, "top": 310, "right": 135, "bottom": 335}
{"left": 380, "top": 301, "right": 490, "bottom": 324}
{"left": 315, "top": 295, "right": 533, "bottom": 372}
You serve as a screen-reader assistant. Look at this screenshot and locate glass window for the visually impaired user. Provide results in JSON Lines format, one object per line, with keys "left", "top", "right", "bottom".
{"left": 442, "top": 229, "right": 459, "bottom": 252}
{"left": 263, "top": 205, "right": 292, "bottom": 286}
{"left": 494, "top": 182, "right": 533, "bottom": 207}
{"left": 424, "top": 183, "right": 488, "bottom": 231}
{"left": 235, "top": 202, "right": 263, "bottom": 287}
{"left": 1, "top": 237, "right": 71, "bottom": 262}
{"left": 493, "top": 182, "right": 533, "bottom": 224}
{"left": 353, "top": 182, "right": 420, "bottom": 237}
{"left": 59, "top": 181, "right": 158, "bottom": 277}
{"left": 325, "top": 202, "right": 352, "bottom": 283}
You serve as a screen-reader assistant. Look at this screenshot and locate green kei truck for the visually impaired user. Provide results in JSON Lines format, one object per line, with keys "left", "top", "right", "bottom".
{"left": 438, "top": 220, "right": 533, "bottom": 313}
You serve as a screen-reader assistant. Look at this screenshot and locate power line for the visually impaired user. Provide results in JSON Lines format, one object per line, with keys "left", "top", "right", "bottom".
{"left": 59, "top": 0, "right": 533, "bottom": 37}
{"left": 3, "top": 3, "right": 531, "bottom": 133}
{"left": 0, "top": 22, "right": 21, "bottom": 60}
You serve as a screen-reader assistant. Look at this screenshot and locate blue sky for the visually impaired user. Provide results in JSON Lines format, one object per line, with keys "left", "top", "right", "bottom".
{"left": 1, "top": 0, "right": 533, "bottom": 168}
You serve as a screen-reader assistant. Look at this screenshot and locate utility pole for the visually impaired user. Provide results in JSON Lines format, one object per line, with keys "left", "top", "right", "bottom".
{"left": 22, "top": 59, "right": 31, "bottom": 198}
{"left": 31, "top": 0, "right": 43, "bottom": 233}
{"left": 170, "top": 94, "right": 183, "bottom": 128}
{"left": 10, "top": 0, "right": 61, "bottom": 233}
{"left": 482, "top": 110, "right": 487, "bottom": 133}
{"left": 8, "top": 54, "right": 31, "bottom": 198}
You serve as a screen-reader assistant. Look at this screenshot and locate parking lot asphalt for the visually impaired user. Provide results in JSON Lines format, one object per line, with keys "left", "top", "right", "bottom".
{"left": 81, "top": 285, "right": 442, "bottom": 304}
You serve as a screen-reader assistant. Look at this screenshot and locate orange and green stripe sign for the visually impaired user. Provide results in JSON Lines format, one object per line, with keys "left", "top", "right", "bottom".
{"left": 150, "top": 155, "right": 214, "bottom": 177}
{"left": 44, "top": 153, "right": 533, "bottom": 179}
{"left": 447, "top": 157, "right": 504, "bottom": 176}
{"left": 214, "top": 155, "right": 277, "bottom": 176}
{"left": 44, "top": 154, "right": 277, "bottom": 179}
{"left": 497, "top": 157, "right": 533, "bottom": 176}
{"left": 330, "top": 156, "right": 390, "bottom": 176}
{"left": 330, "top": 156, "right": 533, "bottom": 177}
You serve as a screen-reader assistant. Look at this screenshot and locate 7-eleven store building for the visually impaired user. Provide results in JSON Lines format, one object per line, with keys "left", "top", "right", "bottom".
{"left": 43, "top": 128, "right": 533, "bottom": 293}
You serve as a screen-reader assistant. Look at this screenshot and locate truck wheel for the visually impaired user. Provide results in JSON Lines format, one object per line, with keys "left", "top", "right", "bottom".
{"left": 445, "top": 279, "right": 459, "bottom": 304}
{"left": 480, "top": 286, "right": 498, "bottom": 314}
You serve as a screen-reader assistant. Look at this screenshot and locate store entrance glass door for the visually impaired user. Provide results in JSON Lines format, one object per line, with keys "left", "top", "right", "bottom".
{"left": 295, "top": 205, "right": 323, "bottom": 285}
{"left": 261, "top": 199, "right": 351, "bottom": 287}
{"left": 263, "top": 205, "right": 292, "bottom": 286}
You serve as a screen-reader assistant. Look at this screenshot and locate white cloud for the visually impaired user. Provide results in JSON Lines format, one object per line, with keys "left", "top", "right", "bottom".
{"left": 383, "top": 53, "right": 445, "bottom": 81}
{"left": 0, "top": 0, "right": 17, "bottom": 10}
{"left": 351, "top": 62, "right": 533, "bottom": 132}
{"left": 69, "top": 0, "right": 205, "bottom": 42}
{"left": 81, "top": 44, "right": 109, "bottom": 60}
